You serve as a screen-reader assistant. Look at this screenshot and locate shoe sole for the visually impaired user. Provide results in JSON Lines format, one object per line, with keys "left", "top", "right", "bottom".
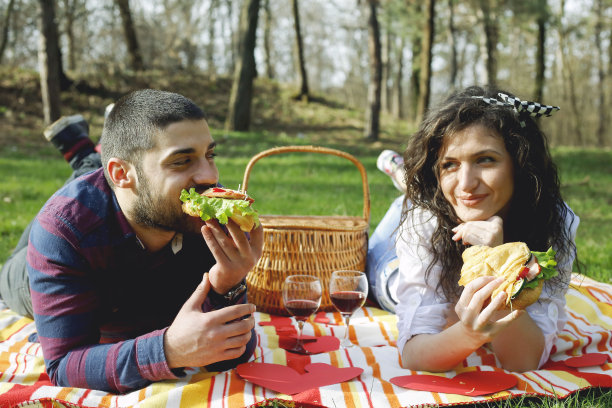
{"left": 44, "top": 115, "right": 86, "bottom": 141}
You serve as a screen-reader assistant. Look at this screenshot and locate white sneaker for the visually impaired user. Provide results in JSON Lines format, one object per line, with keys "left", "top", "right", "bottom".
{"left": 377, "top": 150, "right": 405, "bottom": 192}
{"left": 376, "top": 150, "right": 403, "bottom": 176}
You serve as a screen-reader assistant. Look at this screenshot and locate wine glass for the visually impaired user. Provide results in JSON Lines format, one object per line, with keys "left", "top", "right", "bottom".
{"left": 329, "top": 270, "right": 368, "bottom": 348}
{"left": 282, "top": 275, "right": 322, "bottom": 354}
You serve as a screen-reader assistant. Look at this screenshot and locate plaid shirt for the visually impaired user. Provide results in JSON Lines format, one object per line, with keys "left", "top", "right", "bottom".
{"left": 27, "top": 168, "right": 254, "bottom": 393}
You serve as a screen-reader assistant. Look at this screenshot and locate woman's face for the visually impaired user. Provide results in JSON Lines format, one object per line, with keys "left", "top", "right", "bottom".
{"left": 438, "top": 123, "right": 514, "bottom": 223}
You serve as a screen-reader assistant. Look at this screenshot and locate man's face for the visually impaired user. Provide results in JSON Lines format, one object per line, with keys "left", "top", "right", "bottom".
{"left": 130, "top": 119, "right": 219, "bottom": 234}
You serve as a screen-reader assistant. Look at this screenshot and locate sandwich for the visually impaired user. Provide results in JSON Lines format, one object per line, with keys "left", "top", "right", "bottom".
{"left": 458, "top": 242, "right": 557, "bottom": 309}
{"left": 180, "top": 187, "right": 260, "bottom": 232}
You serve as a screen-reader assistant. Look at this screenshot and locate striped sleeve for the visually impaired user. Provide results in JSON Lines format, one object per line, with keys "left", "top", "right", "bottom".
{"left": 27, "top": 212, "right": 178, "bottom": 393}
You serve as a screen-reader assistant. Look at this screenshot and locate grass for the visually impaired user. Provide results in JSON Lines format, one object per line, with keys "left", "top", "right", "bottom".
{"left": 2, "top": 131, "right": 610, "bottom": 285}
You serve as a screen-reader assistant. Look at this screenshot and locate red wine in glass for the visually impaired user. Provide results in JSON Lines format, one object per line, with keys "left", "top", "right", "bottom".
{"left": 329, "top": 270, "right": 368, "bottom": 348}
{"left": 282, "top": 275, "right": 322, "bottom": 354}
{"left": 330, "top": 291, "right": 366, "bottom": 314}
{"left": 284, "top": 299, "right": 320, "bottom": 319}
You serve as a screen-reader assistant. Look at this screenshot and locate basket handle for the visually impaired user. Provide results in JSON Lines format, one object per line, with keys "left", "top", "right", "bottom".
{"left": 241, "top": 145, "right": 370, "bottom": 223}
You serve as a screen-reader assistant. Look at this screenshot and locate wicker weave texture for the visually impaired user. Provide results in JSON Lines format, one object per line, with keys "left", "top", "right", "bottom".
{"left": 242, "top": 146, "right": 370, "bottom": 316}
{"left": 248, "top": 218, "right": 368, "bottom": 315}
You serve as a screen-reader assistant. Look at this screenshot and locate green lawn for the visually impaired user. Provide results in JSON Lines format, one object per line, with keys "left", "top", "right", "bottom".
{"left": 0, "top": 131, "right": 611, "bottom": 407}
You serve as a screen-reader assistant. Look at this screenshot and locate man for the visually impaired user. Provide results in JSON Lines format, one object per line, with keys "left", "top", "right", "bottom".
{"left": 3, "top": 89, "right": 263, "bottom": 393}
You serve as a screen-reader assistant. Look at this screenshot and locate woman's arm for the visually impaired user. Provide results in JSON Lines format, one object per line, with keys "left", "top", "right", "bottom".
{"left": 401, "top": 322, "right": 488, "bottom": 371}
{"left": 490, "top": 311, "right": 544, "bottom": 372}
{"left": 400, "top": 276, "right": 524, "bottom": 372}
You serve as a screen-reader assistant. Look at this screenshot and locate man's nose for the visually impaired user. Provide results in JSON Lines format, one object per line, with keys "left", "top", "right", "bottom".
{"left": 193, "top": 159, "right": 218, "bottom": 185}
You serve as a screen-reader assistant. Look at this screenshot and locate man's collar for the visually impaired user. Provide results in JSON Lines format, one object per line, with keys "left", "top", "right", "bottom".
{"left": 171, "top": 233, "right": 183, "bottom": 254}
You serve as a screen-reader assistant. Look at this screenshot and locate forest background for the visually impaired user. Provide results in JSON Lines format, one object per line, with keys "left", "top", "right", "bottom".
{"left": 1, "top": 0, "right": 611, "bottom": 146}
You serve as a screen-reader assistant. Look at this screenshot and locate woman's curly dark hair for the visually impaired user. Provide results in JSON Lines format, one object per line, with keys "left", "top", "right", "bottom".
{"left": 400, "top": 86, "right": 578, "bottom": 302}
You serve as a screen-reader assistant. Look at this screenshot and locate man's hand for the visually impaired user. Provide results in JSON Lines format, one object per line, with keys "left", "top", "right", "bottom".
{"left": 164, "top": 273, "right": 256, "bottom": 369}
{"left": 451, "top": 215, "right": 504, "bottom": 247}
{"left": 201, "top": 219, "right": 264, "bottom": 294}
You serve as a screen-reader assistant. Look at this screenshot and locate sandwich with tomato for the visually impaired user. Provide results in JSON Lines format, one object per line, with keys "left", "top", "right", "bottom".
{"left": 180, "top": 187, "right": 260, "bottom": 232}
{"left": 458, "top": 242, "right": 557, "bottom": 309}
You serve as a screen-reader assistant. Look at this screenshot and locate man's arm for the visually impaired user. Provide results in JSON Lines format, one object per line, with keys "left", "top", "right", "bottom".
{"left": 27, "top": 216, "right": 178, "bottom": 393}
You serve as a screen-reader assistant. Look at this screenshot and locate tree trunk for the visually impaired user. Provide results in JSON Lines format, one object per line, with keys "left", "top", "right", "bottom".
{"left": 38, "top": 0, "right": 62, "bottom": 124}
{"left": 595, "top": 0, "right": 606, "bottom": 147}
{"left": 381, "top": 26, "right": 391, "bottom": 113}
{"left": 226, "top": 0, "right": 237, "bottom": 74}
{"left": 227, "top": 0, "right": 260, "bottom": 131}
{"left": 416, "top": 0, "right": 434, "bottom": 121}
{"left": 263, "top": 0, "right": 274, "bottom": 79}
{"left": 534, "top": 0, "right": 547, "bottom": 103}
{"left": 207, "top": 0, "right": 218, "bottom": 77}
{"left": 556, "top": 0, "right": 583, "bottom": 145}
{"left": 292, "top": 0, "right": 309, "bottom": 100}
{"left": 448, "top": 0, "right": 458, "bottom": 91}
{"left": 393, "top": 36, "right": 405, "bottom": 119}
{"left": 409, "top": 34, "right": 421, "bottom": 122}
{"left": 114, "top": 0, "right": 143, "bottom": 71}
{"left": 0, "top": 0, "right": 16, "bottom": 64}
{"left": 478, "top": 0, "right": 498, "bottom": 87}
{"left": 364, "top": 0, "right": 382, "bottom": 141}
{"left": 60, "top": 0, "right": 75, "bottom": 71}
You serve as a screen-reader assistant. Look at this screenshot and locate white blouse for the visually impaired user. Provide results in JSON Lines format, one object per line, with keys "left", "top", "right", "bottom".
{"left": 395, "top": 204, "right": 579, "bottom": 368}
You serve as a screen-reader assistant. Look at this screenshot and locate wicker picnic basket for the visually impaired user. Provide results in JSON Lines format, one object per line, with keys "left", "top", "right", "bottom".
{"left": 242, "top": 145, "right": 370, "bottom": 316}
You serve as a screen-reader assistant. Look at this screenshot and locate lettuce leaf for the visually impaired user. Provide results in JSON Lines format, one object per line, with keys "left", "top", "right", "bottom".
{"left": 521, "top": 247, "right": 558, "bottom": 290}
{"left": 180, "top": 188, "right": 260, "bottom": 228}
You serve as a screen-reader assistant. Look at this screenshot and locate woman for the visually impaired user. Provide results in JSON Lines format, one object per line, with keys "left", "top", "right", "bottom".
{"left": 387, "top": 86, "right": 579, "bottom": 373}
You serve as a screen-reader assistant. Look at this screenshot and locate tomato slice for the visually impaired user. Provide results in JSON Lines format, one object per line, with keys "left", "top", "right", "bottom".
{"left": 517, "top": 267, "right": 530, "bottom": 280}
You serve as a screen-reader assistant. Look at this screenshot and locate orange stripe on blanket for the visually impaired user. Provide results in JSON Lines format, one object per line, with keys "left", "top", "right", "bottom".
{"left": 563, "top": 319, "right": 592, "bottom": 348}
{"left": 340, "top": 349, "right": 372, "bottom": 407}
{"left": 473, "top": 346, "right": 497, "bottom": 367}
{"left": 361, "top": 347, "right": 401, "bottom": 407}
{"left": 97, "top": 392, "right": 115, "bottom": 407}
{"left": 138, "top": 387, "right": 147, "bottom": 404}
{"left": 596, "top": 330, "right": 610, "bottom": 352}
{"left": 178, "top": 371, "right": 216, "bottom": 408}
{"left": 513, "top": 374, "right": 539, "bottom": 394}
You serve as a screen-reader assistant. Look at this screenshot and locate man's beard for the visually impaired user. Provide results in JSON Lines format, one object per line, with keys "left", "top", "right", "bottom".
{"left": 130, "top": 170, "right": 201, "bottom": 234}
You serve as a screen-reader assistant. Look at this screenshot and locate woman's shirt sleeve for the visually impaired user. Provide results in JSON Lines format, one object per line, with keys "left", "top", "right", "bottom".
{"left": 528, "top": 203, "right": 579, "bottom": 367}
{"left": 395, "top": 209, "right": 453, "bottom": 353}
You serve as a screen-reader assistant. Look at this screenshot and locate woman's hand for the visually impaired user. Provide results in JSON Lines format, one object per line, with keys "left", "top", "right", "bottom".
{"left": 454, "top": 276, "right": 523, "bottom": 343}
{"left": 452, "top": 215, "right": 503, "bottom": 247}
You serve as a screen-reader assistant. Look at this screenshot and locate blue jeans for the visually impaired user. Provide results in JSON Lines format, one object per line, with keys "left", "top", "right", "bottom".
{"left": 0, "top": 150, "right": 101, "bottom": 318}
{"left": 366, "top": 196, "right": 404, "bottom": 313}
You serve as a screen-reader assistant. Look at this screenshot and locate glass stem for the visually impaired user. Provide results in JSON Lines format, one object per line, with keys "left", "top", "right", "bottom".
{"left": 343, "top": 314, "right": 351, "bottom": 342}
{"left": 296, "top": 319, "right": 305, "bottom": 344}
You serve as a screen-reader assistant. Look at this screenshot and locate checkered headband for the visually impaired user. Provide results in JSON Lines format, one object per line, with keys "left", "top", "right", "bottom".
{"left": 472, "top": 92, "right": 560, "bottom": 127}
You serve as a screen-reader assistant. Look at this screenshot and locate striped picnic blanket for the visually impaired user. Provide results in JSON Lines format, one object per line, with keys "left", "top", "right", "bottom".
{"left": 0, "top": 273, "right": 610, "bottom": 408}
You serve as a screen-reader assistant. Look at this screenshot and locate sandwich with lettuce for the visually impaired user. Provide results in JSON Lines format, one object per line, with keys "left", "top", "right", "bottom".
{"left": 180, "top": 187, "right": 260, "bottom": 232}
{"left": 458, "top": 242, "right": 557, "bottom": 309}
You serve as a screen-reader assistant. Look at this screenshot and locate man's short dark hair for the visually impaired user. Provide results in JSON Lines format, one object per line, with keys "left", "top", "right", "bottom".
{"left": 100, "top": 89, "right": 206, "bottom": 186}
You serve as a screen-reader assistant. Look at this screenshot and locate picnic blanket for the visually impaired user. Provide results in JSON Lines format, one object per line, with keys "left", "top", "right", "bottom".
{"left": 0, "top": 273, "right": 610, "bottom": 408}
